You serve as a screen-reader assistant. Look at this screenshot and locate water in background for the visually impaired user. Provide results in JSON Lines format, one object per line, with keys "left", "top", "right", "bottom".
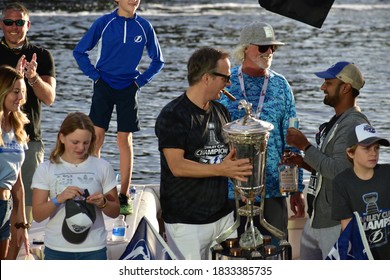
{"left": 12, "top": 0, "right": 390, "bottom": 184}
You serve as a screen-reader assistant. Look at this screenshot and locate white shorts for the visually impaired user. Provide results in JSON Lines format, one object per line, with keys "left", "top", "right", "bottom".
{"left": 164, "top": 212, "right": 237, "bottom": 260}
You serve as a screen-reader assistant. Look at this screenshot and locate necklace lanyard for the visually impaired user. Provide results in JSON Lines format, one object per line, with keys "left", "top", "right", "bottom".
{"left": 238, "top": 65, "right": 269, "bottom": 116}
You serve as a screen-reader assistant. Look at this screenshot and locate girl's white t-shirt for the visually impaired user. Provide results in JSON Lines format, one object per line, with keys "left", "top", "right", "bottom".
{"left": 31, "top": 156, "right": 117, "bottom": 252}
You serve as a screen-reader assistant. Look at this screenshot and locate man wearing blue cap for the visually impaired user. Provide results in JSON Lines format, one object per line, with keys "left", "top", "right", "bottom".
{"left": 285, "top": 61, "right": 370, "bottom": 259}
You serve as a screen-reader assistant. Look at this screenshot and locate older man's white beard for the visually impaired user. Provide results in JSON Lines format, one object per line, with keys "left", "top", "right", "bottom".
{"left": 257, "top": 55, "right": 272, "bottom": 70}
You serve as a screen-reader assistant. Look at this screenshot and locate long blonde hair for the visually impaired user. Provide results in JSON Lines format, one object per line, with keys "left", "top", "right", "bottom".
{"left": 0, "top": 66, "right": 29, "bottom": 146}
{"left": 232, "top": 44, "right": 249, "bottom": 64}
{"left": 50, "top": 112, "right": 96, "bottom": 163}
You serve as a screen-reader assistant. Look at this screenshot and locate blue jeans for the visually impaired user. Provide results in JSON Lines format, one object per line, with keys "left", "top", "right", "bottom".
{"left": 0, "top": 199, "right": 12, "bottom": 241}
{"left": 44, "top": 246, "right": 107, "bottom": 260}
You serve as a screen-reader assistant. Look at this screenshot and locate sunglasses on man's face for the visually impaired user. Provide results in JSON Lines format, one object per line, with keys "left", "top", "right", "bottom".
{"left": 2, "top": 19, "right": 26, "bottom": 26}
{"left": 211, "top": 72, "right": 231, "bottom": 83}
{"left": 252, "top": 44, "right": 278, "bottom": 53}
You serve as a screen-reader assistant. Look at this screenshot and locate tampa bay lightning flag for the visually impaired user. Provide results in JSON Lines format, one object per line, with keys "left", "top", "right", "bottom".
{"left": 326, "top": 212, "right": 374, "bottom": 260}
{"left": 258, "top": 0, "right": 335, "bottom": 28}
{"left": 119, "top": 217, "right": 176, "bottom": 260}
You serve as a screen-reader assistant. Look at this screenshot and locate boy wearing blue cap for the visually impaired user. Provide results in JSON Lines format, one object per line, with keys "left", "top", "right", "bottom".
{"left": 286, "top": 61, "right": 370, "bottom": 259}
{"left": 332, "top": 124, "right": 390, "bottom": 260}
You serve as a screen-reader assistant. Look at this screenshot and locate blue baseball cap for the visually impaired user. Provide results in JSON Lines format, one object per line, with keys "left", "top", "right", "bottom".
{"left": 315, "top": 61, "right": 365, "bottom": 90}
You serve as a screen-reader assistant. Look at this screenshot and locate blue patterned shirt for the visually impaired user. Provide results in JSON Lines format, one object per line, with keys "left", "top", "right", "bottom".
{"left": 219, "top": 66, "right": 304, "bottom": 199}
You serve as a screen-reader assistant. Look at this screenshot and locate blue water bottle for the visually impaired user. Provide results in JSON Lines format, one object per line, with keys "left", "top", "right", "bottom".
{"left": 130, "top": 185, "right": 137, "bottom": 200}
{"left": 112, "top": 215, "right": 127, "bottom": 242}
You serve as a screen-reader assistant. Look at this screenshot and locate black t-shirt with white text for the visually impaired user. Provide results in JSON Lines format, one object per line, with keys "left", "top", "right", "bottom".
{"left": 155, "top": 93, "right": 232, "bottom": 224}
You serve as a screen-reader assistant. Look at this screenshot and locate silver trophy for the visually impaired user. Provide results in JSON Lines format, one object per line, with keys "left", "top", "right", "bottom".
{"left": 215, "top": 100, "right": 288, "bottom": 257}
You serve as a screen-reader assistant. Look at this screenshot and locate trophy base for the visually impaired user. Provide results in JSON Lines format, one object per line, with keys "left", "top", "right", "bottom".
{"left": 211, "top": 237, "right": 291, "bottom": 260}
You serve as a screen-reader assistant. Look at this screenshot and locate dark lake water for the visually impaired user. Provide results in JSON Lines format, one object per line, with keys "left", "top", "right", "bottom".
{"left": 13, "top": 0, "right": 389, "bottom": 184}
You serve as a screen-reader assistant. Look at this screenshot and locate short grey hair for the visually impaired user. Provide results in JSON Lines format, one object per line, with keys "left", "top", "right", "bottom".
{"left": 2, "top": 2, "right": 30, "bottom": 19}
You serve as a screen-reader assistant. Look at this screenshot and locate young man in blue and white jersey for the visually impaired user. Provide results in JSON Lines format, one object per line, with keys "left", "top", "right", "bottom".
{"left": 74, "top": 0, "right": 164, "bottom": 215}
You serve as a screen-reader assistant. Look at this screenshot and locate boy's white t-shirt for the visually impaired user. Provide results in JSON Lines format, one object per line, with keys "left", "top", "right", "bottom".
{"left": 31, "top": 156, "right": 117, "bottom": 252}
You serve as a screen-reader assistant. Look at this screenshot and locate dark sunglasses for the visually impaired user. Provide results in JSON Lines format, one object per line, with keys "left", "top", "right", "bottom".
{"left": 252, "top": 44, "right": 278, "bottom": 53}
{"left": 2, "top": 19, "right": 26, "bottom": 26}
{"left": 315, "top": 122, "right": 328, "bottom": 145}
{"left": 211, "top": 72, "right": 230, "bottom": 83}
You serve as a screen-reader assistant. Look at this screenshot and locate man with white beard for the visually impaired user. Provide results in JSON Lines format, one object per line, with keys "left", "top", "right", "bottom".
{"left": 219, "top": 21, "right": 305, "bottom": 240}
